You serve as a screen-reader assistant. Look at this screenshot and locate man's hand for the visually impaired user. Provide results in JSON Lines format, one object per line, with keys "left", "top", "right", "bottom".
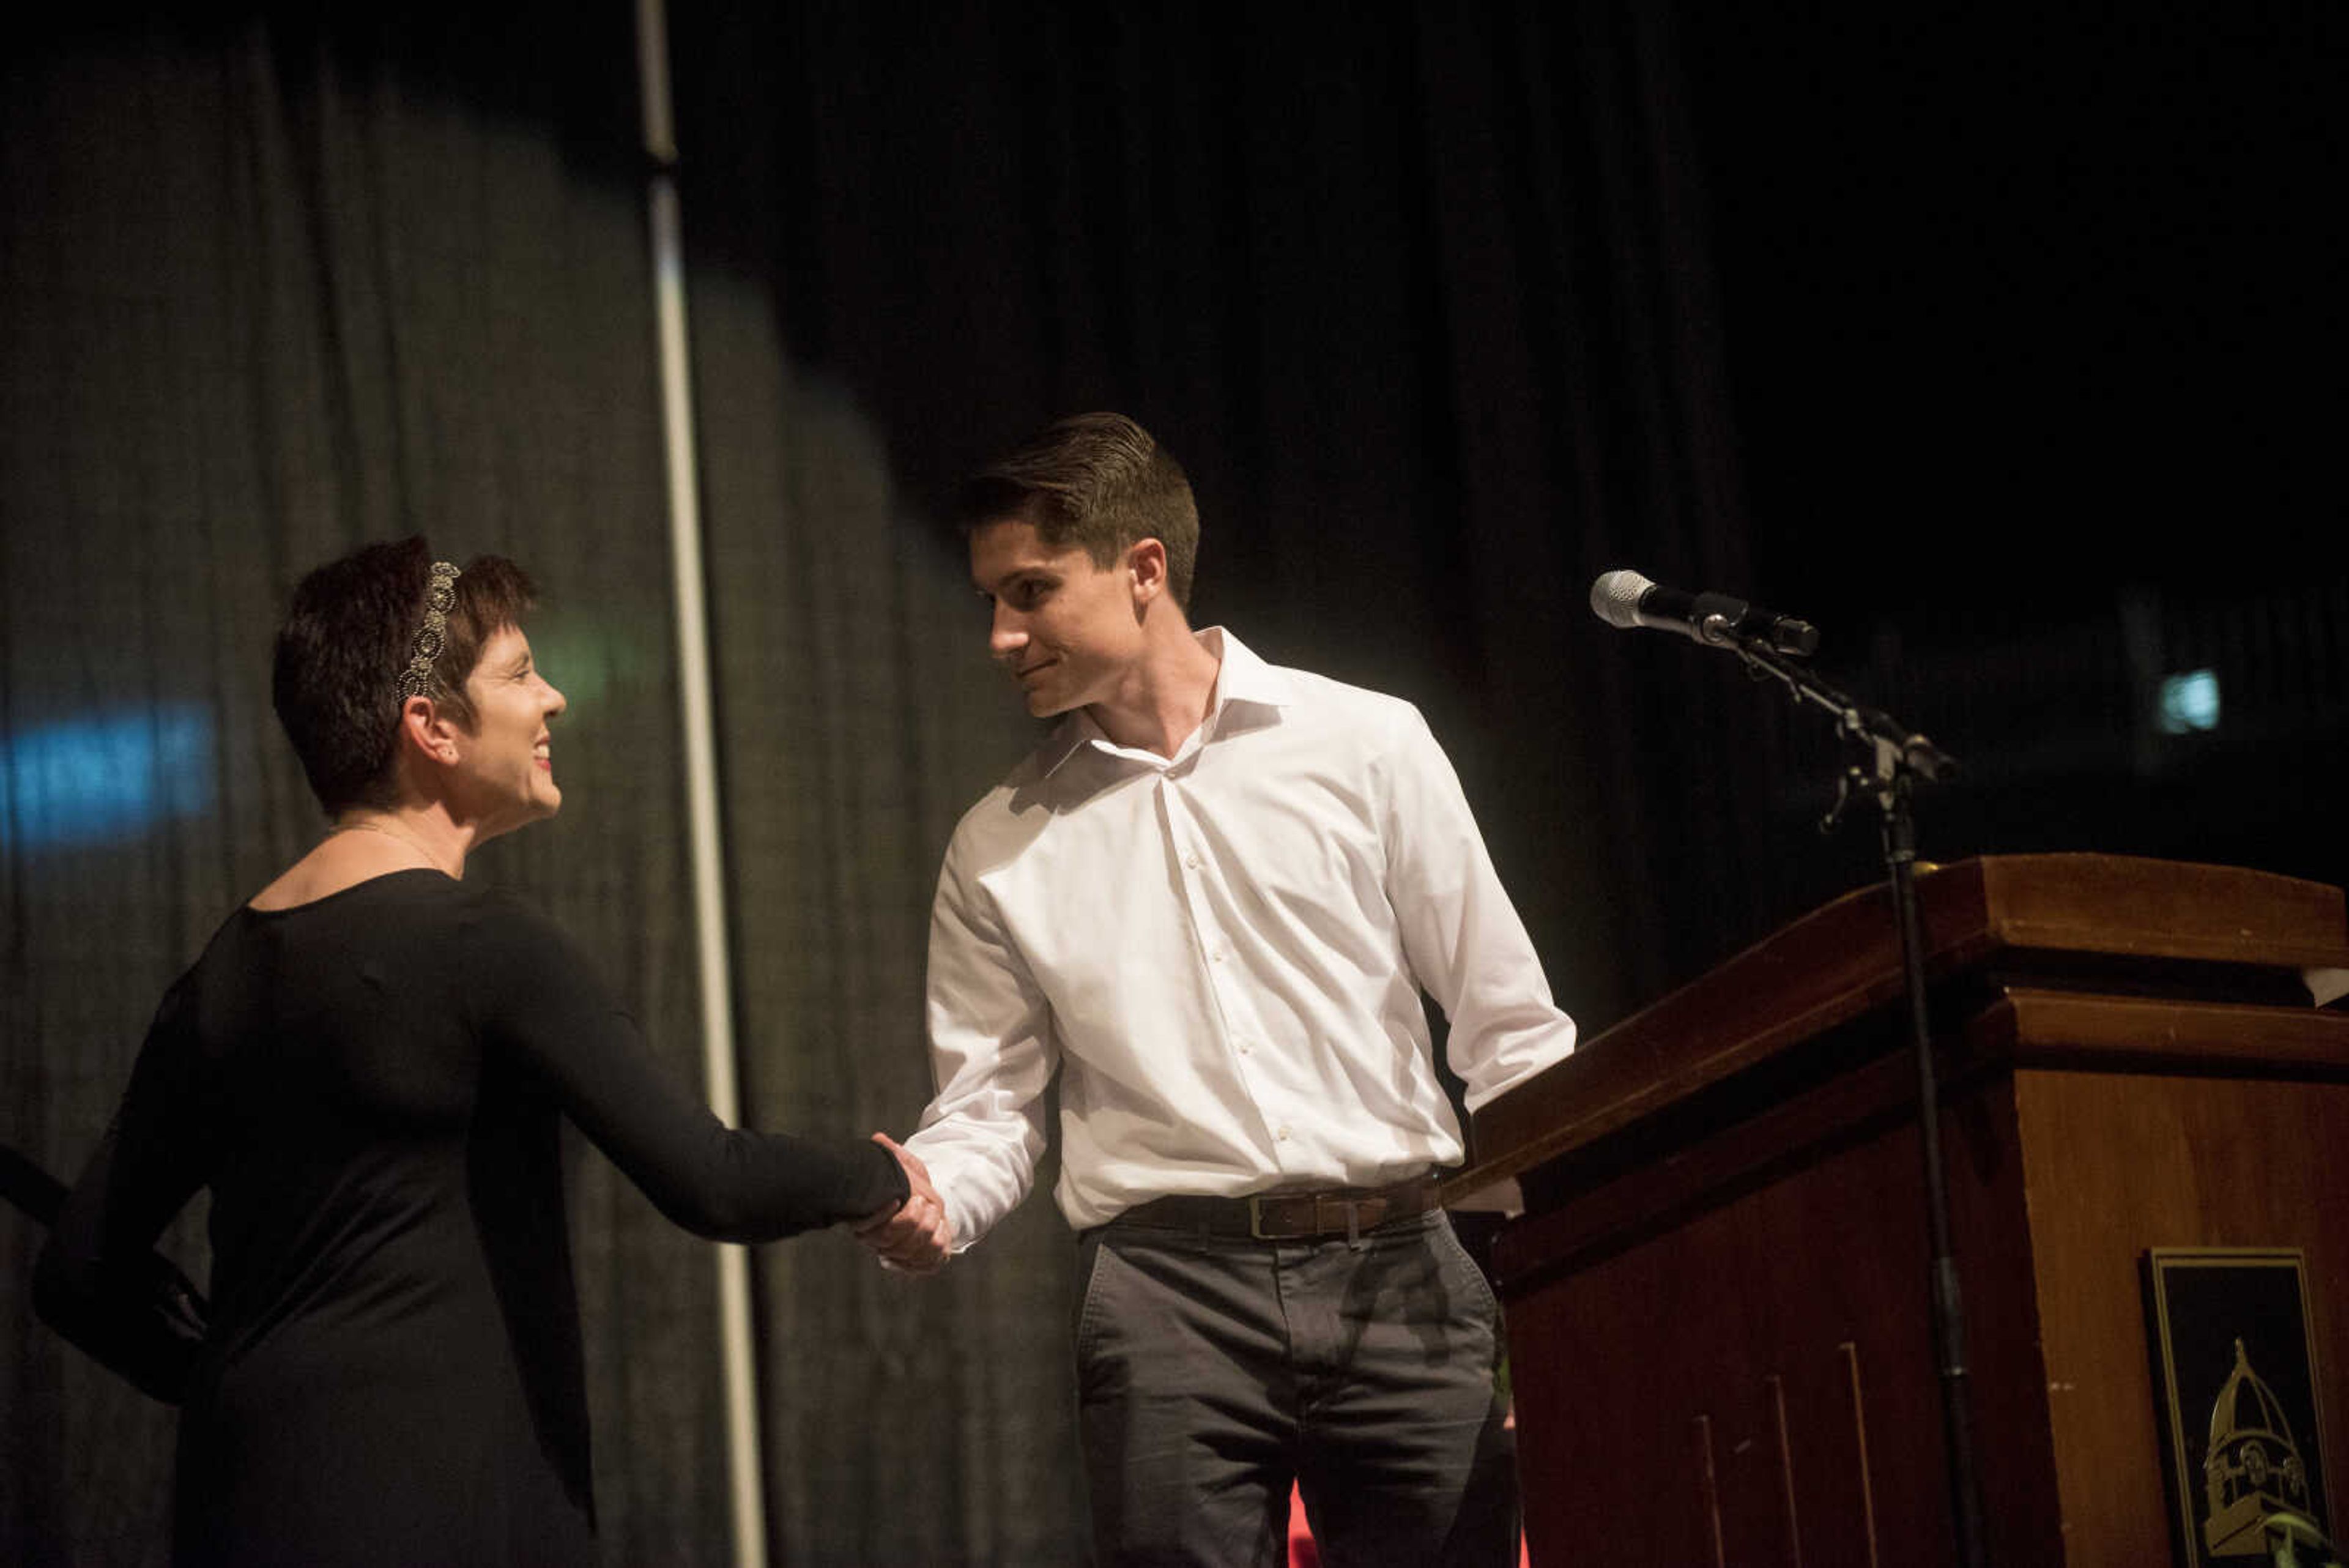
{"left": 856, "top": 1132, "right": 954, "bottom": 1275}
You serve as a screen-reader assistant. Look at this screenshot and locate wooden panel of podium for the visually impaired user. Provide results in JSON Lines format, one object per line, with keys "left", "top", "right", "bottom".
{"left": 1450, "top": 855, "right": 2349, "bottom": 1566}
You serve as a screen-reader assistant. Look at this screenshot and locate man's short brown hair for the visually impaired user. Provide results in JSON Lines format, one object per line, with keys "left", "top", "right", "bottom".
{"left": 959, "top": 412, "right": 1200, "bottom": 610}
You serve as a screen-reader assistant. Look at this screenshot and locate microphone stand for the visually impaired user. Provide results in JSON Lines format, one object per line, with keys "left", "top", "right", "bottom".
{"left": 1718, "top": 626, "right": 1987, "bottom": 1568}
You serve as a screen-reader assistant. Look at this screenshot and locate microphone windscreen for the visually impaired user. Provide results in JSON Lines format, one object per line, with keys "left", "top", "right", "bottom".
{"left": 1589, "top": 570, "right": 1655, "bottom": 630}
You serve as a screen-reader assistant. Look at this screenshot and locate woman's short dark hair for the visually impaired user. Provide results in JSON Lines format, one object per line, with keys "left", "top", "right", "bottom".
{"left": 958, "top": 412, "right": 1200, "bottom": 609}
{"left": 272, "top": 537, "right": 536, "bottom": 813}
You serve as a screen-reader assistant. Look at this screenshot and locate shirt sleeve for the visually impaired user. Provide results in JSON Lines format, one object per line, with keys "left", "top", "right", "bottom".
{"left": 33, "top": 976, "right": 217, "bottom": 1404}
{"left": 1378, "top": 703, "right": 1578, "bottom": 1111}
{"left": 902, "top": 838, "right": 1056, "bottom": 1251}
{"left": 467, "top": 897, "right": 908, "bottom": 1241}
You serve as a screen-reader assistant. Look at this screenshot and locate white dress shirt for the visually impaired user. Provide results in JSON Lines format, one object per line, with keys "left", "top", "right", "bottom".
{"left": 908, "top": 628, "right": 1576, "bottom": 1244}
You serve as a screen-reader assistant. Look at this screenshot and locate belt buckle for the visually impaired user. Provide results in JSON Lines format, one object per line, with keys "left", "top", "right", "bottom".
{"left": 1248, "top": 1194, "right": 1274, "bottom": 1241}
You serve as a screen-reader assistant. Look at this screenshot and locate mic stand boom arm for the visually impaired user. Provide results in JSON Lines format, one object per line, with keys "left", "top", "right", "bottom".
{"left": 1724, "top": 632, "right": 1987, "bottom": 1568}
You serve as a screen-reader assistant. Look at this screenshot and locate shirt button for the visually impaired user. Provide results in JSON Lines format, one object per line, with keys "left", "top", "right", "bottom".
{"left": 1276, "top": 1126, "right": 1291, "bottom": 1141}
{"left": 1211, "top": 948, "right": 1226, "bottom": 964}
{"left": 1185, "top": 853, "right": 1201, "bottom": 869}
{"left": 1237, "top": 1040, "right": 1253, "bottom": 1055}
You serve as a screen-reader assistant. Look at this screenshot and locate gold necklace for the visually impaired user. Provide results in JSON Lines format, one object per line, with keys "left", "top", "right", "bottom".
{"left": 332, "top": 816, "right": 445, "bottom": 869}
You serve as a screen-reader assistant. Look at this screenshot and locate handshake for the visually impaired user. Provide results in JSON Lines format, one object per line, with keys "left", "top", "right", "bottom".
{"left": 856, "top": 1134, "right": 954, "bottom": 1274}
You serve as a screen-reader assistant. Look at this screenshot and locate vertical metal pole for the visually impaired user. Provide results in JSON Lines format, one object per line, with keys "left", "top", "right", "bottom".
{"left": 1882, "top": 781, "right": 1988, "bottom": 1568}
{"left": 634, "top": 2, "right": 770, "bottom": 1565}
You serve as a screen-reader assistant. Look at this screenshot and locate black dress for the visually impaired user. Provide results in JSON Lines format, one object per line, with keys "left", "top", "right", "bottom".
{"left": 34, "top": 870, "right": 907, "bottom": 1567}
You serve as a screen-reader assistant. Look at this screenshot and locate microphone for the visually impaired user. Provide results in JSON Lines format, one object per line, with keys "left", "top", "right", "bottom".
{"left": 1589, "top": 569, "right": 1821, "bottom": 657}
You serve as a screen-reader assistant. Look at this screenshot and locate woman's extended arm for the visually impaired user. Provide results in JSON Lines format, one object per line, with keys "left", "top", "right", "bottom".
{"left": 466, "top": 896, "right": 909, "bottom": 1240}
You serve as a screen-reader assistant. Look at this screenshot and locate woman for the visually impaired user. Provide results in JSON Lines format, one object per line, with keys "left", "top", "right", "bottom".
{"left": 35, "top": 538, "right": 934, "bottom": 1566}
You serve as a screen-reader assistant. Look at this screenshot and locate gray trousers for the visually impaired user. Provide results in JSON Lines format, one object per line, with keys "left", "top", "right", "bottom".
{"left": 1073, "top": 1210, "right": 1519, "bottom": 1568}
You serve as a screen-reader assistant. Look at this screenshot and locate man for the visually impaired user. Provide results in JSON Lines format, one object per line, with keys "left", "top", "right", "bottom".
{"left": 859, "top": 412, "right": 1575, "bottom": 1567}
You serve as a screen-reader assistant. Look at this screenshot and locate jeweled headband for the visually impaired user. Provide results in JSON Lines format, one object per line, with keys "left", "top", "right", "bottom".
{"left": 394, "top": 560, "right": 462, "bottom": 702}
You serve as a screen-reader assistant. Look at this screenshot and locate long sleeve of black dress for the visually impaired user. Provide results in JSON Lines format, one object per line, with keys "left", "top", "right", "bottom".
{"left": 32, "top": 975, "right": 218, "bottom": 1403}
{"left": 455, "top": 885, "right": 908, "bottom": 1243}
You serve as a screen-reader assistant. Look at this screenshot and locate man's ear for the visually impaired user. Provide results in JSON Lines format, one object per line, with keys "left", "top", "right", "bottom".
{"left": 1126, "top": 538, "right": 1169, "bottom": 607}
{"left": 396, "top": 695, "right": 463, "bottom": 766}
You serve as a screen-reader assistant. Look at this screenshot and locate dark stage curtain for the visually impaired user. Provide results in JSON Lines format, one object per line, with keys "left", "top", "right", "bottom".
{"left": 3, "top": 9, "right": 745, "bottom": 1563}
{"left": 11, "top": 2, "right": 1779, "bottom": 1564}
{"left": 673, "top": 1, "right": 1770, "bottom": 1027}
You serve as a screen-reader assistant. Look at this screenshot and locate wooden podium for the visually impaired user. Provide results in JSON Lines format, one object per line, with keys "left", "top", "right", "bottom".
{"left": 1453, "top": 855, "right": 2349, "bottom": 1566}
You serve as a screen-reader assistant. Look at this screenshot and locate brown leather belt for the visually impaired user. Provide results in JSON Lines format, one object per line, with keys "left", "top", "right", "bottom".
{"left": 1114, "top": 1176, "right": 1440, "bottom": 1242}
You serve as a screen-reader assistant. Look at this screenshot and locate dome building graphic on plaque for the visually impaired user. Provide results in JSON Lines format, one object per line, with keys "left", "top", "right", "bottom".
{"left": 2145, "top": 1249, "right": 2336, "bottom": 1567}
{"left": 2205, "top": 1339, "right": 2316, "bottom": 1556}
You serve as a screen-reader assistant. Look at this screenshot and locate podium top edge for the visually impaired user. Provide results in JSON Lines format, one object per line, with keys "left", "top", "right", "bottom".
{"left": 1464, "top": 854, "right": 2349, "bottom": 1184}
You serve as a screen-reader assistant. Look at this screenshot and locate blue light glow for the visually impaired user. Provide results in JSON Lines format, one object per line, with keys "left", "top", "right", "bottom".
{"left": 1, "top": 705, "right": 215, "bottom": 850}
{"left": 2156, "top": 669, "right": 2221, "bottom": 735}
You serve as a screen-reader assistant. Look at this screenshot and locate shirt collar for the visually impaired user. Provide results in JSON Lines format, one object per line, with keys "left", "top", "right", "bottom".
{"left": 1200, "top": 627, "right": 1295, "bottom": 713}
{"left": 1036, "top": 626, "right": 1294, "bottom": 776}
